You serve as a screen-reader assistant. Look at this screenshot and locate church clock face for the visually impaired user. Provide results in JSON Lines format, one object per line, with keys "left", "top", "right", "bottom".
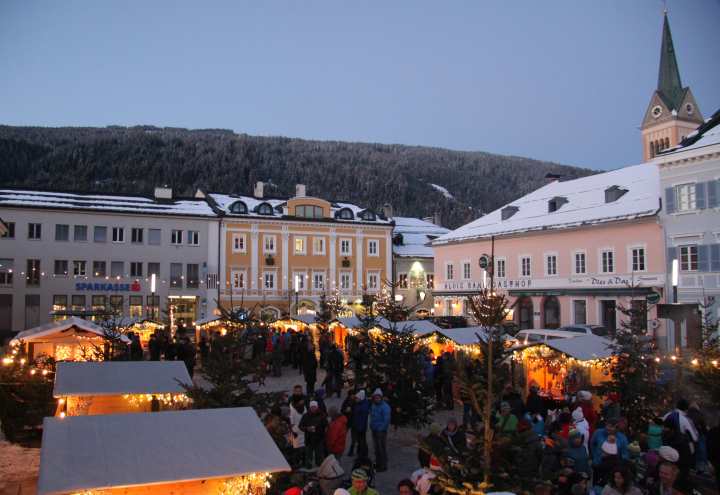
{"left": 685, "top": 103, "right": 694, "bottom": 115}
{"left": 652, "top": 105, "right": 663, "bottom": 118}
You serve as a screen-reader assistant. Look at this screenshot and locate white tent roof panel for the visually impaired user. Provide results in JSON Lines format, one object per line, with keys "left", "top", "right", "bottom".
{"left": 38, "top": 407, "right": 291, "bottom": 495}
{"left": 53, "top": 361, "right": 192, "bottom": 397}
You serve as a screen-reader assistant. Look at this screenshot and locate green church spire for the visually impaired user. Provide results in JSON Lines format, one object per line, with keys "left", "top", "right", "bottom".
{"left": 657, "top": 12, "right": 684, "bottom": 110}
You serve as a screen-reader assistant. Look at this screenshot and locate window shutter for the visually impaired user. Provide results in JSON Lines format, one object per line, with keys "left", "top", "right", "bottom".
{"left": 665, "top": 187, "right": 676, "bottom": 214}
{"left": 707, "top": 180, "right": 719, "bottom": 208}
{"left": 696, "top": 182, "right": 707, "bottom": 209}
{"left": 666, "top": 246, "right": 677, "bottom": 273}
{"left": 710, "top": 245, "right": 720, "bottom": 272}
{"left": 697, "top": 244, "right": 709, "bottom": 272}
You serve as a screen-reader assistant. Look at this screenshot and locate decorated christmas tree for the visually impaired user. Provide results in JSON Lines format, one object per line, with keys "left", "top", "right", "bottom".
{"left": 692, "top": 300, "right": 720, "bottom": 406}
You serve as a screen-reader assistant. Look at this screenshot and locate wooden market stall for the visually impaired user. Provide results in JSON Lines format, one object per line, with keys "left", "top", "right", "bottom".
{"left": 512, "top": 334, "right": 613, "bottom": 400}
{"left": 53, "top": 361, "right": 192, "bottom": 416}
{"left": 119, "top": 317, "right": 164, "bottom": 347}
{"left": 10, "top": 317, "right": 130, "bottom": 361}
{"left": 37, "top": 407, "right": 291, "bottom": 495}
{"left": 270, "top": 314, "right": 316, "bottom": 334}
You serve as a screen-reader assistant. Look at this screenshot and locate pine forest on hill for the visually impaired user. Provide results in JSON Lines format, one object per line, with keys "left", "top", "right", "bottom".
{"left": 0, "top": 125, "right": 593, "bottom": 229}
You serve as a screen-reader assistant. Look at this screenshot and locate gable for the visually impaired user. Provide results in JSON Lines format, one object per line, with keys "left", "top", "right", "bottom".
{"left": 678, "top": 89, "right": 704, "bottom": 124}
{"left": 641, "top": 92, "right": 671, "bottom": 129}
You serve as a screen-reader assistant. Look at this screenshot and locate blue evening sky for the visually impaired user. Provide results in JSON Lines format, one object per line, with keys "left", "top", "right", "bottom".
{"left": 1, "top": 1, "right": 718, "bottom": 171}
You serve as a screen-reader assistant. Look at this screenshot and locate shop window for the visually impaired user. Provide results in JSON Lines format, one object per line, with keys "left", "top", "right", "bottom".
{"left": 543, "top": 296, "right": 560, "bottom": 329}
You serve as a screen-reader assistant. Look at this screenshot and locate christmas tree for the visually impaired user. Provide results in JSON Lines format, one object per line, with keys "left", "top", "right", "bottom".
{"left": 600, "top": 294, "right": 664, "bottom": 434}
{"left": 363, "top": 283, "right": 435, "bottom": 428}
{"left": 692, "top": 300, "right": 720, "bottom": 406}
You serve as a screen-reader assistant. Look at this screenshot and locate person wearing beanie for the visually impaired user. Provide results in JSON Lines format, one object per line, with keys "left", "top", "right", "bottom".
{"left": 349, "top": 468, "right": 378, "bottom": 495}
{"left": 299, "top": 399, "right": 328, "bottom": 468}
{"left": 576, "top": 390, "right": 598, "bottom": 434}
{"left": 369, "top": 387, "right": 391, "bottom": 471}
{"left": 334, "top": 489, "right": 351, "bottom": 495}
{"left": 351, "top": 389, "right": 370, "bottom": 458}
{"left": 565, "top": 430, "right": 591, "bottom": 478}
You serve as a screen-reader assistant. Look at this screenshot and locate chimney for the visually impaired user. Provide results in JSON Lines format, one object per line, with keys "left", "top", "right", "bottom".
{"left": 154, "top": 186, "right": 172, "bottom": 200}
{"left": 194, "top": 189, "right": 206, "bottom": 198}
{"left": 295, "top": 184, "right": 306, "bottom": 197}
{"left": 544, "top": 173, "right": 562, "bottom": 183}
{"left": 382, "top": 203, "right": 393, "bottom": 219}
{"left": 254, "top": 181, "right": 264, "bottom": 198}
{"left": 433, "top": 212, "right": 442, "bottom": 227}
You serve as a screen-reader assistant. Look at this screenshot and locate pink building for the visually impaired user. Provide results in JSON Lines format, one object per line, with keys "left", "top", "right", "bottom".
{"left": 432, "top": 164, "right": 667, "bottom": 336}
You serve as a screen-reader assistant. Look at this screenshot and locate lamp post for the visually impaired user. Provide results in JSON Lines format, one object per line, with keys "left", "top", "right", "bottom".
{"left": 294, "top": 275, "right": 300, "bottom": 316}
{"left": 150, "top": 273, "right": 157, "bottom": 320}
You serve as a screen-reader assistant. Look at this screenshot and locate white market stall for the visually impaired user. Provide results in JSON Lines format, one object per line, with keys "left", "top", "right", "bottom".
{"left": 10, "top": 317, "right": 130, "bottom": 361}
{"left": 38, "top": 407, "right": 291, "bottom": 495}
{"left": 53, "top": 361, "right": 192, "bottom": 416}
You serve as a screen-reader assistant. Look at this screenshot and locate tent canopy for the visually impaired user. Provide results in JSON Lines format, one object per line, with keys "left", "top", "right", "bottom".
{"left": 38, "top": 407, "right": 291, "bottom": 495}
{"left": 10, "top": 317, "right": 130, "bottom": 345}
{"left": 53, "top": 361, "right": 192, "bottom": 398}
{"left": 392, "top": 320, "right": 441, "bottom": 336}
{"left": 333, "top": 316, "right": 391, "bottom": 330}
{"left": 543, "top": 334, "right": 613, "bottom": 361}
{"left": 435, "top": 326, "right": 491, "bottom": 345}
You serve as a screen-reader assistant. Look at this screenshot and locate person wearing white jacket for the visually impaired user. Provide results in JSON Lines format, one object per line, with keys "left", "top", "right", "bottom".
{"left": 290, "top": 399, "right": 306, "bottom": 450}
{"left": 572, "top": 407, "right": 590, "bottom": 451}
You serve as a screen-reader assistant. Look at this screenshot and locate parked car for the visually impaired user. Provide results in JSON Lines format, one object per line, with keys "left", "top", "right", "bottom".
{"left": 557, "top": 324, "right": 609, "bottom": 336}
{"left": 514, "top": 329, "right": 583, "bottom": 345}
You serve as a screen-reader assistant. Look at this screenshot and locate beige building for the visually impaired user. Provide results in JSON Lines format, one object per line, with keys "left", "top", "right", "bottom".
{"left": 208, "top": 183, "right": 393, "bottom": 318}
{"left": 641, "top": 12, "right": 703, "bottom": 161}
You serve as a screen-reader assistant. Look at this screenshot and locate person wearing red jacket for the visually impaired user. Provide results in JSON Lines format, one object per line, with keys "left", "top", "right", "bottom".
{"left": 326, "top": 406, "right": 348, "bottom": 460}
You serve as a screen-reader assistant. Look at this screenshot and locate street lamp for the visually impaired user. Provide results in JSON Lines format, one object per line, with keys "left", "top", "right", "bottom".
{"left": 150, "top": 273, "right": 157, "bottom": 320}
{"left": 671, "top": 259, "right": 679, "bottom": 303}
{"left": 294, "top": 275, "right": 300, "bottom": 316}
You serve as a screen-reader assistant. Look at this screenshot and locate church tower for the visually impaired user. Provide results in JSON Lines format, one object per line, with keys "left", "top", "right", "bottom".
{"left": 641, "top": 11, "right": 703, "bottom": 161}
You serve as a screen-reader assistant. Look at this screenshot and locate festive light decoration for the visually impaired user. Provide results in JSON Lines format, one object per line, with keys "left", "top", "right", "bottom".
{"left": 217, "top": 473, "right": 271, "bottom": 495}
{"left": 122, "top": 393, "right": 192, "bottom": 408}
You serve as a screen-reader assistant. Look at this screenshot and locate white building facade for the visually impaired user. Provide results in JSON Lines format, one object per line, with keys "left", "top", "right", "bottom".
{"left": 0, "top": 188, "right": 220, "bottom": 336}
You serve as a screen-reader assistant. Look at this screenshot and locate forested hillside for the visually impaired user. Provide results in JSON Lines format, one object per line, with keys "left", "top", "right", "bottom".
{"left": 0, "top": 125, "right": 593, "bottom": 228}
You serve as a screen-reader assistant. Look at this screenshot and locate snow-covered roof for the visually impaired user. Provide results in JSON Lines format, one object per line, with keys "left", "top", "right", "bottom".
{"left": 11, "top": 317, "right": 130, "bottom": 345}
{"left": 390, "top": 319, "right": 442, "bottom": 336}
{"left": 53, "top": 361, "right": 192, "bottom": 397}
{"left": 0, "top": 189, "right": 216, "bottom": 217}
{"left": 38, "top": 408, "right": 291, "bottom": 495}
{"left": 434, "top": 164, "right": 660, "bottom": 244}
{"left": 392, "top": 217, "right": 450, "bottom": 258}
{"left": 437, "top": 326, "right": 490, "bottom": 345}
{"left": 333, "top": 316, "right": 391, "bottom": 329}
{"left": 544, "top": 334, "right": 613, "bottom": 361}
{"left": 660, "top": 108, "right": 720, "bottom": 157}
{"left": 208, "top": 193, "right": 392, "bottom": 224}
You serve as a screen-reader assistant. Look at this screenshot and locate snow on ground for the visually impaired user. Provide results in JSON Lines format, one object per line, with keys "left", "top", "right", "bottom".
{"left": 0, "top": 441, "right": 40, "bottom": 493}
{"left": 429, "top": 183, "right": 454, "bottom": 200}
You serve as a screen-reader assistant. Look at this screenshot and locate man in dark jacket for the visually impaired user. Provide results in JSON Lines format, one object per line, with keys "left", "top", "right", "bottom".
{"left": 302, "top": 343, "right": 318, "bottom": 396}
{"left": 351, "top": 390, "right": 370, "bottom": 458}
{"left": 326, "top": 344, "right": 344, "bottom": 398}
{"left": 299, "top": 400, "right": 328, "bottom": 468}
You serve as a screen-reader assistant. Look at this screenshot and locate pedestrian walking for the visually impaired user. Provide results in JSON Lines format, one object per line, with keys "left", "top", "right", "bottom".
{"left": 303, "top": 343, "right": 318, "bottom": 396}
{"left": 326, "top": 406, "right": 348, "bottom": 460}
{"left": 351, "top": 390, "right": 370, "bottom": 458}
{"left": 369, "top": 388, "right": 391, "bottom": 472}
{"left": 299, "top": 400, "right": 328, "bottom": 469}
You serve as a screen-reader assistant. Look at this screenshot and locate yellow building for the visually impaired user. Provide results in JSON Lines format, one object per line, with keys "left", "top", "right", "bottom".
{"left": 207, "top": 183, "right": 393, "bottom": 318}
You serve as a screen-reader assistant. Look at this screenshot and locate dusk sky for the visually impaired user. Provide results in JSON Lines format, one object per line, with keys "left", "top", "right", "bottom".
{"left": 1, "top": 1, "right": 719, "bottom": 171}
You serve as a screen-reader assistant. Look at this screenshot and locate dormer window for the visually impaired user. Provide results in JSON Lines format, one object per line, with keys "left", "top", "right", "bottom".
{"left": 393, "top": 233, "right": 404, "bottom": 246}
{"left": 256, "top": 202, "right": 274, "bottom": 215}
{"left": 335, "top": 208, "right": 354, "bottom": 220}
{"left": 229, "top": 201, "right": 248, "bottom": 214}
{"left": 295, "top": 205, "right": 324, "bottom": 219}
{"left": 359, "top": 210, "right": 376, "bottom": 221}
{"left": 605, "top": 186, "right": 628, "bottom": 203}
{"left": 501, "top": 206, "right": 519, "bottom": 221}
{"left": 548, "top": 196, "right": 568, "bottom": 213}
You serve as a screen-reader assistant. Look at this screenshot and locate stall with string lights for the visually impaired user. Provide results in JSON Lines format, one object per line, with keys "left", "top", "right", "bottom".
{"left": 512, "top": 334, "right": 613, "bottom": 400}
{"left": 9, "top": 317, "right": 130, "bottom": 361}
{"left": 52, "top": 361, "right": 192, "bottom": 417}
{"left": 37, "top": 407, "right": 291, "bottom": 495}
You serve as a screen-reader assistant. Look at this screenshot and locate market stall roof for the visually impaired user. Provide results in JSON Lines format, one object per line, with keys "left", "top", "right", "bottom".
{"left": 10, "top": 317, "right": 130, "bottom": 345}
{"left": 333, "top": 316, "right": 391, "bottom": 330}
{"left": 544, "top": 334, "right": 613, "bottom": 361}
{"left": 281, "top": 314, "right": 318, "bottom": 325}
{"left": 437, "top": 326, "right": 491, "bottom": 345}
{"left": 391, "top": 319, "right": 442, "bottom": 336}
{"left": 53, "top": 361, "right": 192, "bottom": 398}
{"left": 195, "top": 315, "right": 221, "bottom": 326}
{"left": 38, "top": 407, "right": 291, "bottom": 495}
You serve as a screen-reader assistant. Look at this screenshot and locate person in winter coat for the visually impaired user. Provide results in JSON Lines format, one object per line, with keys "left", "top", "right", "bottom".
{"left": 302, "top": 343, "right": 318, "bottom": 396}
{"left": 326, "top": 406, "right": 348, "bottom": 460}
{"left": 590, "top": 419, "right": 629, "bottom": 466}
{"left": 515, "top": 419, "right": 543, "bottom": 482}
{"left": 326, "top": 344, "right": 345, "bottom": 398}
{"left": 148, "top": 333, "right": 161, "bottom": 361}
{"left": 565, "top": 431, "right": 591, "bottom": 478}
{"left": 495, "top": 401, "right": 518, "bottom": 438}
{"left": 442, "top": 418, "right": 466, "bottom": 456}
{"left": 576, "top": 390, "right": 598, "bottom": 433}
{"left": 647, "top": 417, "right": 664, "bottom": 451}
{"left": 299, "top": 400, "right": 328, "bottom": 468}
{"left": 351, "top": 390, "right": 370, "bottom": 458}
{"left": 571, "top": 407, "right": 590, "bottom": 451}
{"left": 525, "top": 384, "right": 545, "bottom": 417}
{"left": 289, "top": 398, "right": 306, "bottom": 467}
{"left": 661, "top": 417, "right": 694, "bottom": 491}
{"left": 369, "top": 388, "right": 391, "bottom": 472}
